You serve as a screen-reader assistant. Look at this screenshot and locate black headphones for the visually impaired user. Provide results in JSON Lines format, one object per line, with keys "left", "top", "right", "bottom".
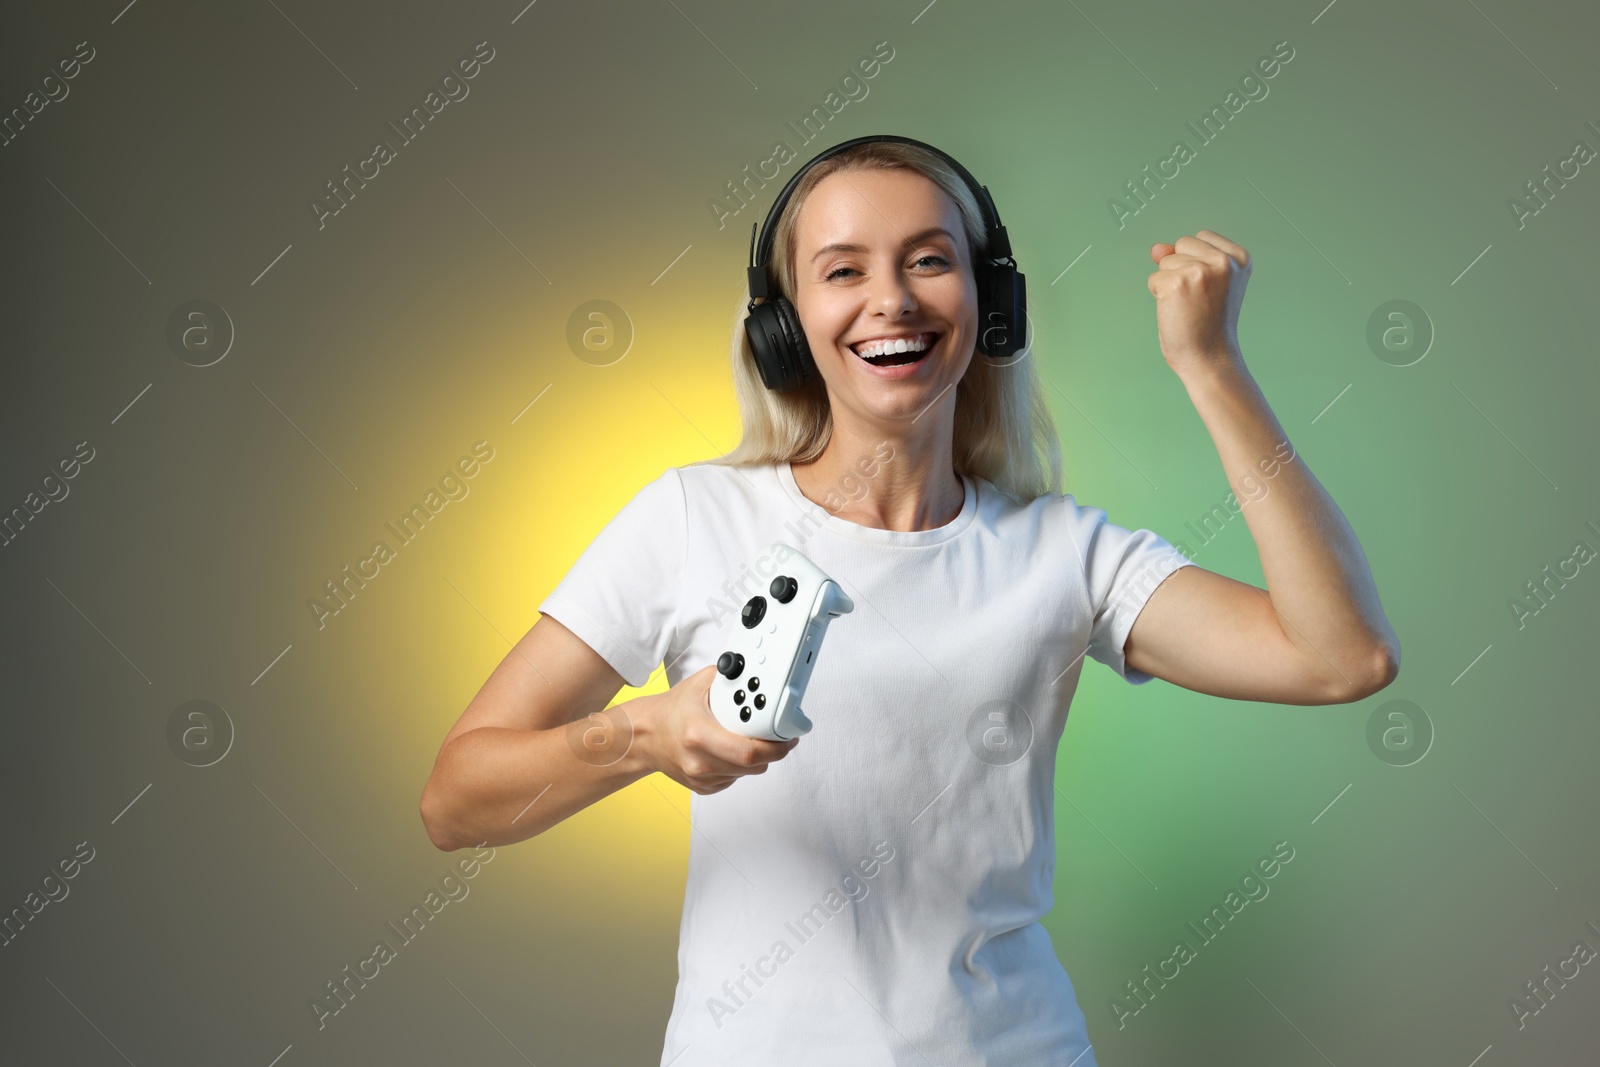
{"left": 743, "top": 134, "right": 1027, "bottom": 392}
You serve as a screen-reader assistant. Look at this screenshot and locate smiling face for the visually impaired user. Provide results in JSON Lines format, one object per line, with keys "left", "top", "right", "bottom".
{"left": 788, "top": 166, "right": 978, "bottom": 428}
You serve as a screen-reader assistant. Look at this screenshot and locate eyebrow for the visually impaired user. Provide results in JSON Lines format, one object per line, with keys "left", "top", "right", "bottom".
{"left": 810, "top": 226, "right": 957, "bottom": 262}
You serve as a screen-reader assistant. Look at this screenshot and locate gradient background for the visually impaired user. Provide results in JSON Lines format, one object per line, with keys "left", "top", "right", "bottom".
{"left": 3, "top": 0, "right": 1597, "bottom": 1064}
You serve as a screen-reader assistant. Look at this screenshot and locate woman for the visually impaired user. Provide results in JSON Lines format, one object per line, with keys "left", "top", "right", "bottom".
{"left": 420, "top": 137, "right": 1400, "bottom": 1065}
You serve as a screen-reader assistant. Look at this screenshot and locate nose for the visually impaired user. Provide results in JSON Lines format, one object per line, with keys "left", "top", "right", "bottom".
{"left": 867, "top": 264, "right": 917, "bottom": 317}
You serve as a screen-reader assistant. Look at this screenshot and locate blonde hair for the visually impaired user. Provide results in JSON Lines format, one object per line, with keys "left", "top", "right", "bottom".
{"left": 696, "top": 140, "right": 1064, "bottom": 504}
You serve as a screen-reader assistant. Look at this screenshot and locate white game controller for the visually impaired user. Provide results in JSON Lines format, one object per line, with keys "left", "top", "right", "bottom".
{"left": 708, "top": 544, "right": 854, "bottom": 741}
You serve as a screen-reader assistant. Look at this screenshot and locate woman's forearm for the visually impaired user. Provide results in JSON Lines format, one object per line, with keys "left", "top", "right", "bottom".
{"left": 1180, "top": 357, "right": 1400, "bottom": 693}
{"left": 421, "top": 697, "right": 656, "bottom": 850}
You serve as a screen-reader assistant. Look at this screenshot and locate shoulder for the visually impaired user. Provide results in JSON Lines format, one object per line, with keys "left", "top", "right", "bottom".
{"left": 615, "top": 461, "right": 763, "bottom": 507}
{"left": 985, "top": 482, "right": 1179, "bottom": 576}
{"left": 677, "top": 458, "right": 772, "bottom": 480}
{"left": 675, "top": 458, "right": 777, "bottom": 504}
{"left": 976, "top": 476, "right": 1106, "bottom": 536}
{"left": 675, "top": 458, "right": 746, "bottom": 488}
{"left": 608, "top": 465, "right": 686, "bottom": 516}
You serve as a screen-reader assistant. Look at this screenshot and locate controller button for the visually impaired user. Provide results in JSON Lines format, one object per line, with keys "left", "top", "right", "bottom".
{"left": 753, "top": 693, "right": 766, "bottom": 710}
{"left": 741, "top": 596, "right": 767, "bottom": 628}
{"left": 748, "top": 677, "right": 760, "bottom": 692}
{"left": 767, "top": 621, "right": 778, "bottom": 634}
{"left": 770, "top": 576, "right": 798, "bottom": 603}
{"left": 717, "top": 651, "right": 745, "bottom": 679}
{"left": 734, "top": 690, "right": 745, "bottom": 704}
{"left": 740, "top": 707, "right": 751, "bottom": 722}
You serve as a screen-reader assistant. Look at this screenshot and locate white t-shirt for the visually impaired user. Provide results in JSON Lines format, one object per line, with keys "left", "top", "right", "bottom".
{"left": 538, "top": 459, "right": 1196, "bottom": 1066}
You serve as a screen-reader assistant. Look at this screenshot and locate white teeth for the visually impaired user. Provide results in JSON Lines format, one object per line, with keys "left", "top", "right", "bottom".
{"left": 851, "top": 334, "right": 934, "bottom": 359}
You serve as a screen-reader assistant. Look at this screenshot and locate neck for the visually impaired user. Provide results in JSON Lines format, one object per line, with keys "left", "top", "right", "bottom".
{"left": 791, "top": 422, "right": 965, "bottom": 533}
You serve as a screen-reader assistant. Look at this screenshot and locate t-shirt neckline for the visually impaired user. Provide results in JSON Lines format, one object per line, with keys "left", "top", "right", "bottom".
{"left": 774, "top": 460, "right": 979, "bottom": 546}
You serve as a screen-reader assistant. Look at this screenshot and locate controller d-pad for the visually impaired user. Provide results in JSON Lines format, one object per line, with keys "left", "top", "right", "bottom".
{"left": 741, "top": 596, "right": 767, "bottom": 628}
{"left": 770, "top": 576, "right": 798, "bottom": 603}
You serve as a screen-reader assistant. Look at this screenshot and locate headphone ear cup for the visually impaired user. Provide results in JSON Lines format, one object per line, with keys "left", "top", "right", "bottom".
{"left": 744, "top": 297, "right": 814, "bottom": 391}
{"left": 745, "top": 300, "right": 794, "bottom": 391}
{"left": 978, "top": 263, "right": 1027, "bottom": 363}
{"left": 772, "top": 298, "right": 814, "bottom": 388}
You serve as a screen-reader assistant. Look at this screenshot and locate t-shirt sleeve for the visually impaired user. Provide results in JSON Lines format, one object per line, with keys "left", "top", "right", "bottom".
{"left": 1070, "top": 497, "right": 1197, "bottom": 685}
{"left": 537, "top": 468, "right": 687, "bottom": 689}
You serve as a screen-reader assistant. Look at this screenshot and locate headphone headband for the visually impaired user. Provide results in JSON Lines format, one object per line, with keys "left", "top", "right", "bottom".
{"left": 746, "top": 134, "right": 1013, "bottom": 303}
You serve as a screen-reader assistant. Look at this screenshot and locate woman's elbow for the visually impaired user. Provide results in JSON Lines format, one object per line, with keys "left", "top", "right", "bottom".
{"left": 1334, "top": 641, "right": 1400, "bottom": 704}
{"left": 1310, "top": 640, "right": 1399, "bottom": 705}
{"left": 1359, "top": 636, "right": 1401, "bottom": 698}
{"left": 419, "top": 778, "right": 463, "bottom": 852}
{"left": 1373, "top": 639, "right": 1401, "bottom": 692}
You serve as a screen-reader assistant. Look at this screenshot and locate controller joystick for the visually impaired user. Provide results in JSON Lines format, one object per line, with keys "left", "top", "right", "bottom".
{"left": 707, "top": 544, "right": 853, "bottom": 741}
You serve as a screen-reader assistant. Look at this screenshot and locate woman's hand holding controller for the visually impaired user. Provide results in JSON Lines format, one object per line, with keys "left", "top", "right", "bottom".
{"left": 637, "top": 664, "right": 799, "bottom": 794}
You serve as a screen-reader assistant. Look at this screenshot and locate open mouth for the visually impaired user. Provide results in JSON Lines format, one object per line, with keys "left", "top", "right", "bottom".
{"left": 849, "top": 332, "right": 939, "bottom": 368}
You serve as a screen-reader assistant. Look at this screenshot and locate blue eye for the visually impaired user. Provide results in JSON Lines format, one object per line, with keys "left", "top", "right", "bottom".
{"left": 824, "top": 255, "right": 950, "bottom": 281}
